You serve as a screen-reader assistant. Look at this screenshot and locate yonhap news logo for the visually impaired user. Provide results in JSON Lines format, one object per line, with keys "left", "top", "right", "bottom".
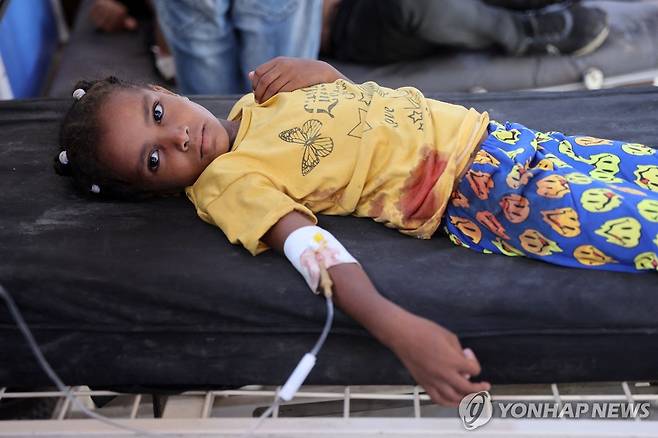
{"left": 458, "top": 391, "right": 651, "bottom": 430}
{"left": 459, "top": 391, "right": 493, "bottom": 430}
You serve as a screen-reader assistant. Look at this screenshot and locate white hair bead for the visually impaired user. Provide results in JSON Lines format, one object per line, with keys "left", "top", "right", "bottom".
{"left": 90, "top": 184, "right": 101, "bottom": 194}
{"left": 58, "top": 150, "right": 68, "bottom": 165}
{"left": 72, "top": 88, "right": 86, "bottom": 100}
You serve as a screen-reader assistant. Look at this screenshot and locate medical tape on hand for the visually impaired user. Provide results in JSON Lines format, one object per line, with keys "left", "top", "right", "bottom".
{"left": 283, "top": 226, "right": 358, "bottom": 293}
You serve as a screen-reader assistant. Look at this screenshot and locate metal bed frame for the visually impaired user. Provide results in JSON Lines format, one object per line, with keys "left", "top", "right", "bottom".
{"left": 2, "top": 382, "right": 657, "bottom": 437}
{"left": 2, "top": 2, "right": 657, "bottom": 437}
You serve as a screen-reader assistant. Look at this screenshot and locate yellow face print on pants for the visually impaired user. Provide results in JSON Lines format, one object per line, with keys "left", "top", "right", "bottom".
{"left": 535, "top": 159, "right": 554, "bottom": 171}
{"left": 573, "top": 245, "right": 617, "bottom": 266}
{"left": 506, "top": 147, "right": 525, "bottom": 160}
{"left": 476, "top": 211, "right": 510, "bottom": 240}
{"left": 474, "top": 150, "right": 500, "bottom": 167}
{"left": 451, "top": 191, "right": 470, "bottom": 208}
{"left": 506, "top": 164, "right": 533, "bottom": 189}
{"left": 500, "top": 194, "right": 531, "bottom": 223}
{"left": 637, "top": 199, "right": 658, "bottom": 222}
{"left": 595, "top": 217, "right": 642, "bottom": 248}
{"left": 447, "top": 232, "right": 469, "bottom": 248}
{"left": 634, "top": 165, "right": 658, "bottom": 192}
{"left": 634, "top": 252, "right": 658, "bottom": 271}
{"left": 574, "top": 136, "right": 614, "bottom": 146}
{"left": 536, "top": 174, "right": 570, "bottom": 198}
{"left": 492, "top": 238, "right": 524, "bottom": 257}
{"left": 558, "top": 140, "right": 588, "bottom": 163}
{"left": 541, "top": 207, "right": 581, "bottom": 237}
{"left": 586, "top": 153, "right": 623, "bottom": 183}
{"left": 565, "top": 172, "right": 593, "bottom": 185}
{"left": 534, "top": 131, "right": 553, "bottom": 144}
{"left": 580, "top": 188, "right": 623, "bottom": 213}
{"left": 622, "top": 143, "right": 656, "bottom": 156}
{"left": 519, "top": 229, "right": 563, "bottom": 256}
{"left": 466, "top": 170, "right": 494, "bottom": 200}
{"left": 449, "top": 216, "right": 482, "bottom": 244}
{"left": 544, "top": 153, "right": 571, "bottom": 168}
{"left": 492, "top": 129, "right": 521, "bottom": 145}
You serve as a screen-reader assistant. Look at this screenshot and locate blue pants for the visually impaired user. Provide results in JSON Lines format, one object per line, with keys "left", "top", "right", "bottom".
{"left": 443, "top": 121, "right": 658, "bottom": 273}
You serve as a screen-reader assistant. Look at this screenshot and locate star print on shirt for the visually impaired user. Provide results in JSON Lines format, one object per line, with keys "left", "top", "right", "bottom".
{"left": 408, "top": 110, "right": 423, "bottom": 124}
{"left": 357, "top": 83, "right": 377, "bottom": 106}
{"left": 402, "top": 92, "right": 424, "bottom": 131}
{"left": 347, "top": 108, "right": 373, "bottom": 139}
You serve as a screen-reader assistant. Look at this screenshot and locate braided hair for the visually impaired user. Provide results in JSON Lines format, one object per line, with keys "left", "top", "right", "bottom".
{"left": 54, "top": 76, "right": 152, "bottom": 200}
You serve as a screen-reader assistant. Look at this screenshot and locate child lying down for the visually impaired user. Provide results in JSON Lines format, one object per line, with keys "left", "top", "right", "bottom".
{"left": 54, "top": 57, "right": 658, "bottom": 406}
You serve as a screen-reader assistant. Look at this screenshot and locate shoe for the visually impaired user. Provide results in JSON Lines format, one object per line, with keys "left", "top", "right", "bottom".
{"left": 517, "top": 3, "right": 609, "bottom": 56}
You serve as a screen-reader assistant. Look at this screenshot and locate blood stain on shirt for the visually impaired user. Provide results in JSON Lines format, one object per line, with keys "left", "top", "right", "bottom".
{"left": 399, "top": 146, "right": 447, "bottom": 222}
{"left": 368, "top": 193, "right": 386, "bottom": 218}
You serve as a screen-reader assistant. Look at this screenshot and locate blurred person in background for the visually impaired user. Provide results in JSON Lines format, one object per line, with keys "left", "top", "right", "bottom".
{"left": 151, "top": 0, "right": 323, "bottom": 95}
{"left": 88, "top": 0, "right": 176, "bottom": 83}
{"left": 88, "top": 0, "right": 144, "bottom": 32}
{"left": 322, "top": 0, "right": 609, "bottom": 64}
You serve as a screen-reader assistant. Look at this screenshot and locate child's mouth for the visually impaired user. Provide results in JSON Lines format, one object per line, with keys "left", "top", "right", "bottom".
{"left": 200, "top": 124, "right": 206, "bottom": 160}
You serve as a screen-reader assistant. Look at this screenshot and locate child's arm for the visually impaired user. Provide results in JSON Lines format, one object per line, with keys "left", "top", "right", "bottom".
{"left": 249, "top": 57, "right": 351, "bottom": 104}
{"left": 263, "top": 211, "right": 491, "bottom": 407}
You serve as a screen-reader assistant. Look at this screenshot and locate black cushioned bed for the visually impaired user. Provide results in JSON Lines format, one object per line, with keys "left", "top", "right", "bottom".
{"left": 0, "top": 88, "right": 657, "bottom": 391}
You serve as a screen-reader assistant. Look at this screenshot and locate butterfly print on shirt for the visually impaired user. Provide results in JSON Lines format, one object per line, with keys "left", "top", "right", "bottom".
{"left": 279, "top": 119, "right": 334, "bottom": 176}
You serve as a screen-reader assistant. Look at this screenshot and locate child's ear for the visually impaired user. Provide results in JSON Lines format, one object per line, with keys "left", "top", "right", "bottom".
{"left": 148, "top": 84, "right": 178, "bottom": 96}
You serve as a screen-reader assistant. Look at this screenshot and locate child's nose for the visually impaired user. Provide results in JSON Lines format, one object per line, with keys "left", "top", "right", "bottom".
{"left": 170, "top": 126, "right": 190, "bottom": 151}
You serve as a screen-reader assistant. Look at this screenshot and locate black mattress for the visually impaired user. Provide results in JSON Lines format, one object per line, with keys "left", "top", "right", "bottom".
{"left": 1, "top": 88, "right": 657, "bottom": 391}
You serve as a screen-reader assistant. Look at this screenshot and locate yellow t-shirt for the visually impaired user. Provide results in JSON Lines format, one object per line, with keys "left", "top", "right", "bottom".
{"left": 186, "top": 80, "right": 489, "bottom": 255}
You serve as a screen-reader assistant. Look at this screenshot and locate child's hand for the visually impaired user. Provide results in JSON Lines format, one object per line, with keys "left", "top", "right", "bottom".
{"left": 391, "top": 314, "right": 491, "bottom": 407}
{"left": 248, "top": 57, "right": 348, "bottom": 104}
{"left": 262, "top": 234, "right": 489, "bottom": 409}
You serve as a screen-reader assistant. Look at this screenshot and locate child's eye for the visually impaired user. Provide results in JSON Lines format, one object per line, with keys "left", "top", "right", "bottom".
{"left": 153, "top": 102, "right": 164, "bottom": 123}
{"left": 147, "top": 149, "right": 160, "bottom": 171}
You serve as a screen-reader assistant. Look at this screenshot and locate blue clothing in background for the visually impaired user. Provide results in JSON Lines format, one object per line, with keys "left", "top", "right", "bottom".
{"left": 152, "top": 0, "right": 322, "bottom": 94}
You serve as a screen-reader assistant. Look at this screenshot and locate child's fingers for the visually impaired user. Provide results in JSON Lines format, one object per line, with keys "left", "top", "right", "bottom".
{"left": 425, "top": 386, "right": 455, "bottom": 408}
{"left": 448, "top": 371, "right": 491, "bottom": 396}
{"left": 250, "top": 66, "right": 267, "bottom": 95}
{"left": 254, "top": 69, "right": 282, "bottom": 103}
{"left": 261, "top": 77, "right": 292, "bottom": 103}
{"left": 251, "top": 58, "right": 279, "bottom": 90}
{"left": 262, "top": 74, "right": 289, "bottom": 102}
{"left": 250, "top": 72, "right": 259, "bottom": 92}
{"left": 462, "top": 348, "right": 477, "bottom": 377}
{"left": 459, "top": 349, "right": 482, "bottom": 376}
{"left": 442, "top": 331, "right": 462, "bottom": 351}
{"left": 435, "top": 382, "right": 463, "bottom": 406}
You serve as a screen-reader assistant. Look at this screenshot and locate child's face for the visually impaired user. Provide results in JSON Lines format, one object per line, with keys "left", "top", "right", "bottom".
{"left": 98, "top": 86, "right": 230, "bottom": 193}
